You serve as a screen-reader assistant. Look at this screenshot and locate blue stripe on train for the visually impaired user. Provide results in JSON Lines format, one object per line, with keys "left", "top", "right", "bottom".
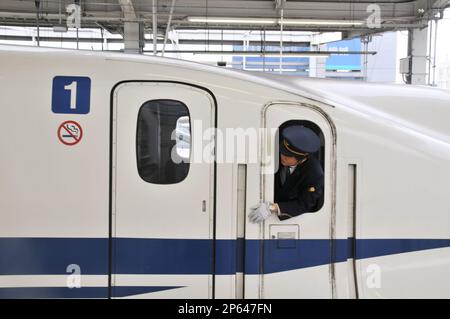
{"left": 1, "top": 238, "right": 450, "bottom": 276}
{"left": 0, "top": 238, "right": 108, "bottom": 275}
{"left": 0, "top": 286, "right": 182, "bottom": 299}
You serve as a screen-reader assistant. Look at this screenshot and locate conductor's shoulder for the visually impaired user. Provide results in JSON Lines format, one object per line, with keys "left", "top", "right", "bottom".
{"left": 304, "top": 156, "right": 324, "bottom": 177}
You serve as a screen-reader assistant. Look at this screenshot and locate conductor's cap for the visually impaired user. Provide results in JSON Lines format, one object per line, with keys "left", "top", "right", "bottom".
{"left": 280, "top": 125, "right": 321, "bottom": 156}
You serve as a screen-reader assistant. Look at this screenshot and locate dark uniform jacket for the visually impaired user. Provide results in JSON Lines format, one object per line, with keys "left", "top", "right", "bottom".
{"left": 274, "top": 156, "right": 324, "bottom": 220}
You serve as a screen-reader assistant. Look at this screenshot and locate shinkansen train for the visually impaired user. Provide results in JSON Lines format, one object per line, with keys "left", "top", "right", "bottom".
{"left": 1, "top": 45, "right": 450, "bottom": 299}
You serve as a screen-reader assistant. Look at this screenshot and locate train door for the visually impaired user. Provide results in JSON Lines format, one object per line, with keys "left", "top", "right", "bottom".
{"left": 260, "top": 102, "right": 336, "bottom": 298}
{"left": 111, "top": 82, "right": 215, "bottom": 298}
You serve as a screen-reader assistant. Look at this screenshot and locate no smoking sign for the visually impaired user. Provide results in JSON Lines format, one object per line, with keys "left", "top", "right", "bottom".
{"left": 57, "top": 120, "right": 83, "bottom": 146}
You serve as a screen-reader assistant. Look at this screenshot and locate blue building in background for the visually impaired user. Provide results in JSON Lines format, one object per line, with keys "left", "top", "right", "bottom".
{"left": 325, "top": 38, "right": 362, "bottom": 71}
{"left": 231, "top": 38, "right": 363, "bottom": 79}
{"left": 231, "top": 45, "right": 310, "bottom": 75}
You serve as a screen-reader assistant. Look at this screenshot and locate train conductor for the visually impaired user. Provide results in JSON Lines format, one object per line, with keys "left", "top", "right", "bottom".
{"left": 249, "top": 125, "right": 324, "bottom": 223}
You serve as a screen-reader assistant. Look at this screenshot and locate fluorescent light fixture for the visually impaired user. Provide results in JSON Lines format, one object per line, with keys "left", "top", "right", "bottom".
{"left": 53, "top": 24, "right": 68, "bottom": 32}
{"left": 187, "top": 17, "right": 276, "bottom": 24}
{"left": 282, "top": 19, "right": 365, "bottom": 26}
{"left": 187, "top": 17, "right": 365, "bottom": 26}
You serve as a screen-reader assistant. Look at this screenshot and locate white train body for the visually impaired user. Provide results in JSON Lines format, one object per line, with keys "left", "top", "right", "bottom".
{"left": 1, "top": 45, "right": 450, "bottom": 298}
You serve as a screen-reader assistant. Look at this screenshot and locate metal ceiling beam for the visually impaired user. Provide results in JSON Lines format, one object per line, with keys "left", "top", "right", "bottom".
{"left": 0, "top": 34, "right": 310, "bottom": 47}
{"left": 0, "top": 0, "right": 440, "bottom": 20}
{"left": 0, "top": 18, "right": 427, "bottom": 33}
{"left": 152, "top": 0, "right": 157, "bottom": 55}
{"left": 118, "top": 0, "right": 137, "bottom": 21}
{"left": 274, "top": 0, "right": 286, "bottom": 13}
{"left": 0, "top": 0, "right": 447, "bottom": 33}
{"left": 162, "top": 0, "right": 176, "bottom": 56}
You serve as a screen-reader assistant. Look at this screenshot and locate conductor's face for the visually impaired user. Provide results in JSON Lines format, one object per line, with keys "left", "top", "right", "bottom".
{"left": 280, "top": 153, "right": 300, "bottom": 167}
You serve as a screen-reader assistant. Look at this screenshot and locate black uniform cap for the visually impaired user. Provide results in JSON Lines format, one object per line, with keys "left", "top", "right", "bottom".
{"left": 280, "top": 125, "right": 321, "bottom": 157}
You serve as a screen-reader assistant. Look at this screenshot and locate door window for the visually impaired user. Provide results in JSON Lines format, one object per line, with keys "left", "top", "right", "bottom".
{"left": 274, "top": 120, "right": 325, "bottom": 214}
{"left": 136, "top": 99, "right": 191, "bottom": 184}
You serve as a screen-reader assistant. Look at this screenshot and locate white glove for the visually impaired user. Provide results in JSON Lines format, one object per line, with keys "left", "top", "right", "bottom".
{"left": 248, "top": 202, "right": 272, "bottom": 224}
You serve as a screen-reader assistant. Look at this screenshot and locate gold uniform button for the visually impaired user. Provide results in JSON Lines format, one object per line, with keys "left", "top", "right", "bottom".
{"left": 308, "top": 187, "right": 316, "bottom": 193}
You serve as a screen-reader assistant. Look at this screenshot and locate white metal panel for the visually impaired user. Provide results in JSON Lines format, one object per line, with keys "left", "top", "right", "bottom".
{"left": 113, "top": 82, "right": 214, "bottom": 239}
{"left": 262, "top": 265, "right": 332, "bottom": 299}
{"left": 112, "top": 82, "right": 215, "bottom": 298}
{"left": 330, "top": 100, "right": 450, "bottom": 298}
{"left": 113, "top": 275, "right": 211, "bottom": 299}
{"left": 356, "top": 248, "right": 450, "bottom": 298}
{"left": 261, "top": 102, "right": 335, "bottom": 298}
{"left": 0, "top": 49, "right": 109, "bottom": 238}
{"left": 0, "top": 275, "right": 107, "bottom": 288}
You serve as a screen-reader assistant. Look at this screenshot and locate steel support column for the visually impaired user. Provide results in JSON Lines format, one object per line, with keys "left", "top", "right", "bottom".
{"left": 407, "top": 27, "right": 429, "bottom": 85}
{"left": 124, "top": 21, "right": 144, "bottom": 54}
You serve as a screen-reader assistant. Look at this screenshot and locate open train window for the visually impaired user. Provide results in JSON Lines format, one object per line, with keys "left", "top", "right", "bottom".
{"left": 278, "top": 120, "right": 325, "bottom": 170}
{"left": 136, "top": 99, "right": 190, "bottom": 184}
{"left": 274, "top": 120, "right": 325, "bottom": 215}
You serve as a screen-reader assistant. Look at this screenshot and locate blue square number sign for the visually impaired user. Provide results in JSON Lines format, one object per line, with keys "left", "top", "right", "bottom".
{"left": 52, "top": 76, "right": 91, "bottom": 114}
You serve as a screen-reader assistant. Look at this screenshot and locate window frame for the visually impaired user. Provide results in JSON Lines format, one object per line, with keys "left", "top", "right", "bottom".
{"left": 135, "top": 98, "right": 192, "bottom": 185}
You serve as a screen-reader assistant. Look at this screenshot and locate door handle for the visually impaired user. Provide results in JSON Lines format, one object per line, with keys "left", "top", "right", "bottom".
{"left": 202, "top": 200, "right": 206, "bottom": 212}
